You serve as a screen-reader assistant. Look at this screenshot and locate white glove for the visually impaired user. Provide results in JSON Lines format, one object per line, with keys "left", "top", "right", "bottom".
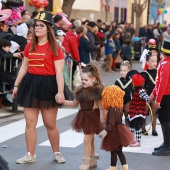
{"left": 99, "top": 130, "right": 107, "bottom": 139}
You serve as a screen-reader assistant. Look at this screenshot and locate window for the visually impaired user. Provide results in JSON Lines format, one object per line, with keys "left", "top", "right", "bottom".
{"left": 114, "top": 7, "right": 119, "bottom": 23}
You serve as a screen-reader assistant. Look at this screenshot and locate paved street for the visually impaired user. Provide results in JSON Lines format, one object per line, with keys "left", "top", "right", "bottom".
{"left": 0, "top": 61, "right": 170, "bottom": 170}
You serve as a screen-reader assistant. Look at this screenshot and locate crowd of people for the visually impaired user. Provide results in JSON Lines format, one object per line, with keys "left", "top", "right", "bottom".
{"left": 0, "top": 7, "right": 170, "bottom": 170}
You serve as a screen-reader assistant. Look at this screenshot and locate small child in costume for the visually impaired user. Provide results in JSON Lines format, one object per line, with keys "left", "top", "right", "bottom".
{"left": 140, "top": 38, "right": 157, "bottom": 70}
{"left": 63, "top": 61, "right": 105, "bottom": 170}
{"left": 127, "top": 71, "right": 150, "bottom": 147}
{"left": 115, "top": 60, "right": 133, "bottom": 126}
{"left": 99, "top": 85, "right": 134, "bottom": 170}
{"left": 141, "top": 52, "right": 158, "bottom": 136}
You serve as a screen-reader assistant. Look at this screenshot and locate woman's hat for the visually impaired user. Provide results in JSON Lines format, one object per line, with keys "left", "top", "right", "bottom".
{"left": 35, "top": 11, "right": 53, "bottom": 25}
{"left": 161, "top": 37, "right": 170, "bottom": 56}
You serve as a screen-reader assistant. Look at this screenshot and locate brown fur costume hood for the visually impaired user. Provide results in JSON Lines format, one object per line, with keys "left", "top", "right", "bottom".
{"left": 75, "top": 83, "right": 104, "bottom": 101}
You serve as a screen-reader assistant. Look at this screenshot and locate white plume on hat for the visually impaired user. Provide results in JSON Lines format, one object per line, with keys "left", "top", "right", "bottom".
{"left": 56, "top": 30, "right": 66, "bottom": 36}
{"left": 16, "top": 23, "right": 28, "bottom": 38}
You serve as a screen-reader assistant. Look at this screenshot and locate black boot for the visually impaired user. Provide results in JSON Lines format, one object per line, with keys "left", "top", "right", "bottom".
{"left": 154, "top": 123, "right": 165, "bottom": 151}
{"left": 152, "top": 122, "right": 170, "bottom": 156}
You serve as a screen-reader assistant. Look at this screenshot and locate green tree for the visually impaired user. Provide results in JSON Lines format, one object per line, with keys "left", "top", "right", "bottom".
{"left": 62, "top": 0, "right": 76, "bottom": 18}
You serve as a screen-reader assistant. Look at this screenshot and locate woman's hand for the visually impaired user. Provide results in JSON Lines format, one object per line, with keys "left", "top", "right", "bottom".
{"left": 155, "top": 102, "right": 161, "bottom": 109}
{"left": 55, "top": 92, "right": 65, "bottom": 104}
{"left": 12, "top": 87, "right": 18, "bottom": 99}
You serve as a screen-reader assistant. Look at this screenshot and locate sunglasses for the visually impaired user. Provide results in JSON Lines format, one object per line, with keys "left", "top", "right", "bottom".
{"left": 34, "top": 24, "right": 45, "bottom": 29}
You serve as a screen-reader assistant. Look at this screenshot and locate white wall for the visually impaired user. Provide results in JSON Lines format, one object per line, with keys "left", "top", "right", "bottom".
{"left": 61, "top": 0, "right": 100, "bottom": 11}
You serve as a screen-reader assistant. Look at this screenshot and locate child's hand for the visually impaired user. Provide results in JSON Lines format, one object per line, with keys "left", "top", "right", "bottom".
{"left": 55, "top": 93, "right": 65, "bottom": 104}
{"left": 99, "top": 130, "right": 107, "bottom": 139}
{"left": 100, "top": 118, "right": 106, "bottom": 126}
{"left": 13, "top": 53, "right": 21, "bottom": 58}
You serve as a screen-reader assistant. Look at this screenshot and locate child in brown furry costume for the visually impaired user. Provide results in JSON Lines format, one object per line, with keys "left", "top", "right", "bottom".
{"left": 99, "top": 85, "right": 134, "bottom": 170}
{"left": 63, "top": 61, "right": 105, "bottom": 170}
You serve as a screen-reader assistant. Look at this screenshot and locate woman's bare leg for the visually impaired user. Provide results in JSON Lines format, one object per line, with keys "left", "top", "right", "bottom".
{"left": 41, "top": 107, "right": 59, "bottom": 152}
{"left": 24, "top": 108, "right": 39, "bottom": 156}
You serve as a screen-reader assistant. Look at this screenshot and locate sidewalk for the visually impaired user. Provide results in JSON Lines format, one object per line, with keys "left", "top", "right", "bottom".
{"left": 0, "top": 60, "right": 142, "bottom": 119}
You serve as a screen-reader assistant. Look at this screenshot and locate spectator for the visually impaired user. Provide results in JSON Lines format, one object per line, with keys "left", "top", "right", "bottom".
{"left": 31, "top": 11, "right": 38, "bottom": 19}
{"left": 53, "top": 15, "right": 63, "bottom": 33}
{"left": 86, "top": 21, "right": 99, "bottom": 60}
{"left": 122, "top": 28, "right": 131, "bottom": 45}
{"left": 26, "top": 29, "right": 33, "bottom": 43}
{"left": 0, "top": 39, "right": 21, "bottom": 107}
{"left": 10, "top": 23, "right": 28, "bottom": 53}
{"left": 21, "top": 10, "right": 30, "bottom": 17}
{"left": 76, "top": 26, "right": 94, "bottom": 64}
{"left": 0, "top": 22, "right": 13, "bottom": 40}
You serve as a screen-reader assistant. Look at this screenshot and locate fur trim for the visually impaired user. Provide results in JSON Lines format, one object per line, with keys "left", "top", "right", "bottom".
{"left": 75, "top": 83, "right": 104, "bottom": 101}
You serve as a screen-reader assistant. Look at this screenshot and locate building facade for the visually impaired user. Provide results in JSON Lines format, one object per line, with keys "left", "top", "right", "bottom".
{"left": 24, "top": 0, "right": 148, "bottom": 27}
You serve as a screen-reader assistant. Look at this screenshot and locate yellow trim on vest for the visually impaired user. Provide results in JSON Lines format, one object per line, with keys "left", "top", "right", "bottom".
{"left": 28, "top": 58, "right": 44, "bottom": 61}
{"left": 29, "top": 64, "right": 44, "bottom": 67}
{"left": 29, "top": 53, "right": 45, "bottom": 56}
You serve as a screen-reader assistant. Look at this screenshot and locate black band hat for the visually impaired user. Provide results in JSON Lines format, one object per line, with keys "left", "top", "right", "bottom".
{"left": 161, "top": 37, "right": 170, "bottom": 56}
{"left": 35, "top": 11, "right": 53, "bottom": 25}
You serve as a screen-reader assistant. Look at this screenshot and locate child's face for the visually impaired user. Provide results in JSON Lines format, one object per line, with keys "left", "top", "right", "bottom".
{"left": 57, "top": 35, "right": 64, "bottom": 43}
{"left": 81, "top": 72, "right": 96, "bottom": 88}
{"left": 151, "top": 50, "right": 158, "bottom": 56}
{"left": 160, "top": 53, "right": 164, "bottom": 60}
{"left": 2, "top": 46, "right": 11, "bottom": 53}
{"left": 120, "top": 65, "right": 129, "bottom": 78}
{"left": 27, "top": 33, "right": 33, "bottom": 42}
{"left": 147, "top": 55, "right": 157, "bottom": 69}
{"left": 148, "top": 43, "right": 153, "bottom": 48}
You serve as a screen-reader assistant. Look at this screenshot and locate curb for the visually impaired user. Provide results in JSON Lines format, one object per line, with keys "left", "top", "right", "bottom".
{"left": 0, "top": 107, "right": 24, "bottom": 118}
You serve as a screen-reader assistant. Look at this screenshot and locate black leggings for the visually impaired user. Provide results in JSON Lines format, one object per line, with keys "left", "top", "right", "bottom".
{"left": 110, "top": 146, "right": 126, "bottom": 166}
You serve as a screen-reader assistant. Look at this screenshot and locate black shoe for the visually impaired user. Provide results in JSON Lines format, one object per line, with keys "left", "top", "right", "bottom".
{"left": 142, "top": 129, "right": 148, "bottom": 135}
{"left": 154, "top": 143, "right": 164, "bottom": 151}
{"left": 152, "top": 147, "right": 170, "bottom": 156}
{"left": 2, "top": 99, "right": 12, "bottom": 107}
{"left": 152, "top": 130, "right": 158, "bottom": 136}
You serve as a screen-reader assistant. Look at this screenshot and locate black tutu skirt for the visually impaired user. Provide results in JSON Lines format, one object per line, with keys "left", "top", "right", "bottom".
{"left": 71, "top": 108, "right": 103, "bottom": 134}
{"left": 17, "top": 73, "right": 74, "bottom": 109}
{"left": 101, "top": 124, "right": 134, "bottom": 151}
{"left": 0, "top": 155, "right": 9, "bottom": 170}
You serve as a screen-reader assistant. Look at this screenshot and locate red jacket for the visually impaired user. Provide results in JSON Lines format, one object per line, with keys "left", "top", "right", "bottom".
{"left": 152, "top": 57, "right": 170, "bottom": 103}
{"left": 63, "top": 30, "right": 80, "bottom": 62}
